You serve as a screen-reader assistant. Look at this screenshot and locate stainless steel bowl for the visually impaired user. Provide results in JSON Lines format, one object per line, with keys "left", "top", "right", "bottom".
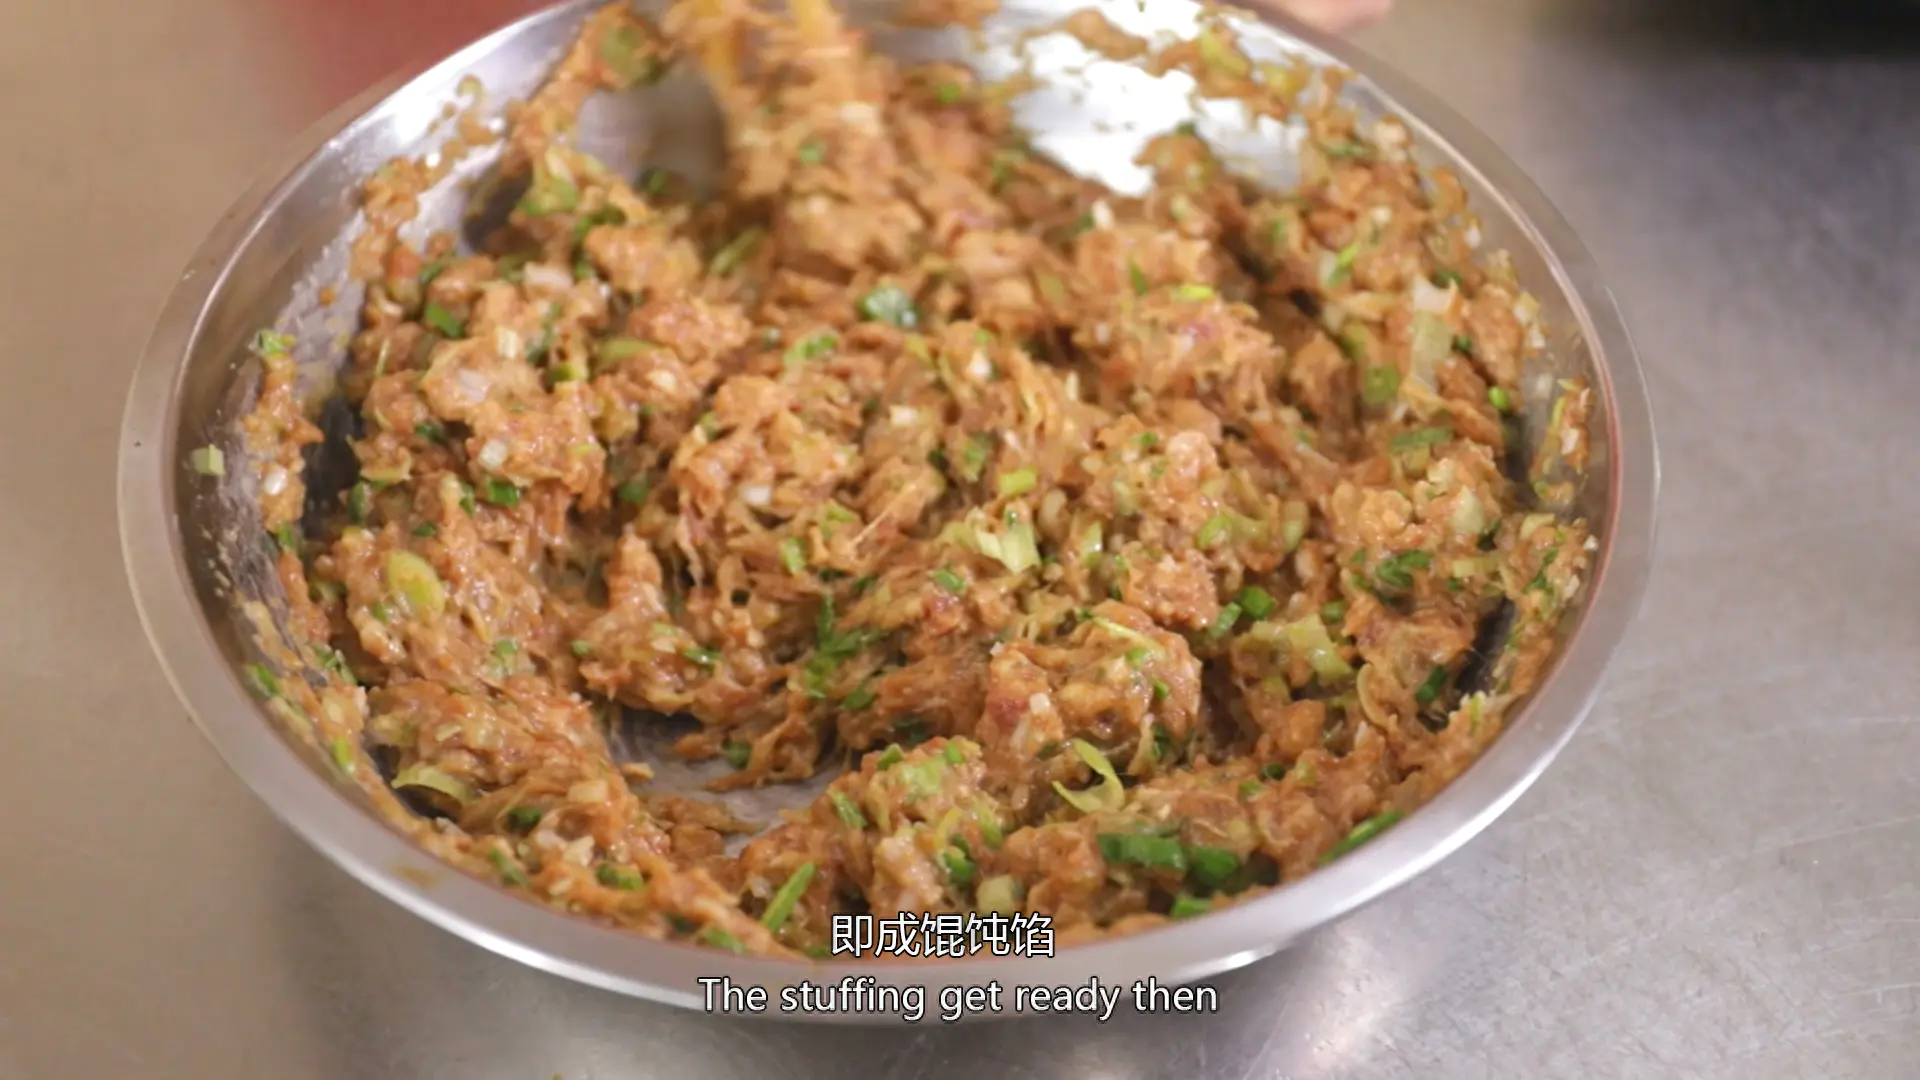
{"left": 118, "top": 0, "right": 1657, "bottom": 1019}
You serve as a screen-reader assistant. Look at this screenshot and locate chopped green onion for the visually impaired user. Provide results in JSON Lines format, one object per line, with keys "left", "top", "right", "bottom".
{"left": 1236, "top": 586, "right": 1276, "bottom": 620}
{"left": 188, "top": 445, "right": 226, "bottom": 476}
{"left": 520, "top": 149, "right": 580, "bottom": 216}
{"left": 894, "top": 716, "right": 930, "bottom": 746}
{"left": 1196, "top": 513, "right": 1234, "bottom": 550}
{"left": 1488, "top": 386, "right": 1513, "bottom": 413}
{"left": 597, "top": 863, "right": 645, "bottom": 890}
{"left": 708, "top": 226, "right": 764, "bottom": 277}
{"left": 843, "top": 683, "right": 876, "bottom": 710}
{"left": 1151, "top": 678, "right": 1171, "bottom": 702}
{"left": 394, "top": 762, "right": 476, "bottom": 804}
{"left": 976, "top": 874, "right": 1022, "bottom": 915}
{"left": 615, "top": 476, "right": 651, "bottom": 505}
{"left": 414, "top": 422, "right": 445, "bottom": 444}
{"left": 943, "top": 741, "right": 965, "bottom": 766}
{"left": 796, "top": 137, "right": 827, "bottom": 164}
{"left": 1051, "top": 738, "right": 1125, "bottom": 814}
{"left": 1097, "top": 832, "right": 1187, "bottom": 872}
{"left": 1128, "top": 260, "right": 1149, "bottom": 296}
{"left": 1283, "top": 615, "right": 1354, "bottom": 682}
{"left": 778, "top": 537, "right": 807, "bottom": 575}
{"left": 1431, "top": 268, "right": 1464, "bottom": 289}
{"left": 720, "top": 739, "right": 751, "bottom": 769}
{"left": 942, "top": 847, "right": 977, "bottom": 889}
{"left": 997, "top": 467, "right": 1038, "bottom": 497}
{"left": 1319, "top": 600, "right": 1347, "bottom": 624}
{"left": 1194, "top": 26, "right": 1250, "bottom": 76}
{"left": 250, "top": 329, "right": 295, "bottom": 357}
{"left": 1361, "top": 365, "right": 1400, "bottom": 407}
{"left": 1169, "top": 895, "right": 1213, "bottom": 919}
{"left": 410, "top": 522, "right": 437, "bottom": 539}
{"left": 935, "top": 82, "right": 963, "bottom": 105}
{"left": 761, "top": 861, "right": 816, "bottom": 932}
{"left": 422, "top": 302, "right": 465, "bottom": 338}
{"left": 487, "top": 848, "right": 528, "bottom": 886}
{"left": 875, "top": 745, "right": 904, "bottom": 770}
{"left": 699, "top": 927, "right": 747, "bottom": 954}
{"left": 385, "top": 551, "right": 447, "bottom": 617}
{"left": 830, "top": 790, "right": 868, "bottom": 829}
{"left": 957, "top": 434, "right": 993, "bottom": 482}
{"left": 505, "top": 806, "right": 543, "bottom": 832}
{"left": 597, "top": 23, "right": 661, "bottom": 86}
{"left": 1373, "top": 550, "right": 1433, "bottom": 593}
{"left": 455, "top": 480, "right": 475, "bottom": 515}
{"left": 1321, "top": 810, "right": 1406, "bottom": 864}
{"left": 684, "top": 645, "right": 721, "bottom": 669}
{"left": 637, "top": 166, "right": 671, "bottom": 195}
{"left": 1415, "top": 665, "right": 1449, "bottom": 706}
{"left": 595, "top": 337, "right": 652, "bottom": 369}
{"left": 272, "top": 524, "right": 301, "bottom": 553}
{"left": 1261, "top": 762, "right": 1288, "bottom": 781}
{"left": 1391, "top": 426, "right": 1452, "bottom": 453}
{"left": 245, "top": 663, "right": 279, "bottom": 697}
{"left": 480, "top": 479, "right": 521, "bottom": 508}
{"left": 857, "top": 285, "right": 920, "bottom": 329}
{"left": 1173, "top": 283, "right": 1216, "bottom": 301}
{"left": 1124, "top": 646, "right": 1151, "bottom": 668}
{"left": 932, "top": 567, "right": 966, "bottom": 594}
{"left": 1187, "top": 846, "right": 1241, "bottom": 891}
{"left": 782, "top": 332, "right": 838, "bottom": 368}
{"left": 1327, "top": 238, "right": 1362, "bottom": 286}
{"left": 1453, "top": 334, "right": 1475, "bottom": 356}
{"left": 1206, "top": 602, "right": 1243, "bottom": 641}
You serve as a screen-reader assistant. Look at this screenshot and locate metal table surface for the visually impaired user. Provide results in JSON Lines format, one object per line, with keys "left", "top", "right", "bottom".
{"left": 4, "top": 0, "right": 1917, "bottom": 1076}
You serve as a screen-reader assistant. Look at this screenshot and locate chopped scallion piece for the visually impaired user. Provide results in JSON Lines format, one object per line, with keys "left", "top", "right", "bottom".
{"left": 1320, "top": 810, "right": 1406, "bottom": 864}
{"left": 1261, "top": 762, "right": 1288, "bottom": 781}
{"left": 1391, "top": 426, "right": 1452, "bottom": 453}
{"left": 422, "top": 302, "right": 465, "bottom": 338}
{"left": 1320, "top": 600, "right": 1347, "bottom": 624}
{"left": 699, "top": 927, "right": 747, "bottom": 954}
{"left": 875, "top": 745, "right": 904, "bottom": 770}
{"left": 188, "top": 445, "right": 226, "bottom": 476}
{"left": 597, "top": 863, "right": 644, "bottom": 890}
{"left": 1488, "top": 386, "right": 1513, "bottom": 413}
{"left": 414, "top": 421, "right": 445, "bottom": 443}
{"left": 1187, "top": 846, "right": 1241, "bottom": 891}
{"left": 843, "top": 683, "right": 876, "bottom": 710}
{"left": 997, "top": 467, "right": 1038, "bottom": 497}
{"left": 685, "top": 645, "right": 721, "bottom": 669}
{"left": 761, "top": 861, "right": 817, "bottom": 932}
{"left": 410, "top": 522, "right": 437, "bottom": 539}
{"left": 250, "top": 329, "right": 295, "bottom": 357}
{"left": 782, "top": 332, "right": 838, "bottom": 368}
{"left": 246, "top": 663, "right": 279, "bottom": 697}
{"left": 1431, "top": 268, "right": 1464, "bottom": 289}
{"left": 1169, "top": 895, "right": 1213, "bottom": 919}
{"left": 778, "top": 537, "right": 807, "bottom": 575}
{"left": 1236, "top": 586, "right": 1276, "bottom": 620}
{"left": 942, "top": 847, "right": 976, "bottom": 889}
{"left": 1206, "top": 602, "right": 1243, "bottom": 640}
{"left": 720, "top": 739, "right": 751, "bottom": 769}
{"left": 1151, "top": 678, "right": 1171, "bottom": 702}
{"left": 796, "top": 137, "right": 827, "bottom": 164}
{"left": 1128, "top": 260, "right": 1149, "bottom": 296}
{"left": 1373, "top": 550, "right": 1433, "bottom": 593}
{"left": 1415, "top": 665, "right": 1449, "bottom": 706}
{"left": 597, "top": 23, "right": 662, "bottom": 86}
{"left": 857, "top": 285, "right": 920, "bottom": 329}
{"left": 487, "top": 848, "right": 528, "bottom": 886}
{"left": 505, "top": 806, "right": 543, "bottom": 832}
{"left": 1097, "top": 832, "right": 1187, "bottom": 871}
{"left": 708, "top": 226, "right": 764, "bottom": 277}
{"left": 1361, "top": 364, "right": 1401, "bottom": 407}
{"left": 615, "top": 476, "right": 651, "bottom": 505}
{"left": 481, "top": 479, "right": 521, "bottom": 508}
{"left": 1196, "top": 512, "right": 1234, "bottom": 550}
{"left": 932, "top": 567, "right": 966, "bottom": 594}
{"left": 1172, "top": 283, "right": 1215, "bottom": 301}
{"left": 830, "top": 790, "right": 868, "bottom": 829}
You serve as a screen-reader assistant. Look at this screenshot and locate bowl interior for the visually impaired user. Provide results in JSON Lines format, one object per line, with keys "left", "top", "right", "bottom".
{"left": 126, "top": 0, "right": 1650, "bottom": 1008}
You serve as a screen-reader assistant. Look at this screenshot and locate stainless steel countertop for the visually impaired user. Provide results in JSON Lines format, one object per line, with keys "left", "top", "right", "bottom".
{"left": 5, "top": 1, "right": 1917, "bottom": 1076}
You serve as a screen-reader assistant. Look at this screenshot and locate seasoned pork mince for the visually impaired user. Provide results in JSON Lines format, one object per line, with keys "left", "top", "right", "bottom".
{"left": 226, "top": 0, "right": 1592, "bottom": 959}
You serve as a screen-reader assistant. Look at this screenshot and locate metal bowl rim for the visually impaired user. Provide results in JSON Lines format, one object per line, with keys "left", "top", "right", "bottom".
{"left": 117, "top": 0, "right": 1659, "bottom": 1021}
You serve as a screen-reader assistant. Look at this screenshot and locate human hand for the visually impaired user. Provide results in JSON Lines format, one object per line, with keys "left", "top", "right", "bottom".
{"left": 1271, "top": 0, "right": 1393, "bottom": 33}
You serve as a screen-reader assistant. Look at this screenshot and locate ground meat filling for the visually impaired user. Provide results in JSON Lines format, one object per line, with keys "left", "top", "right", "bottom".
{"left": 240, "top": 0, "right": 1592, "bottom": 959}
